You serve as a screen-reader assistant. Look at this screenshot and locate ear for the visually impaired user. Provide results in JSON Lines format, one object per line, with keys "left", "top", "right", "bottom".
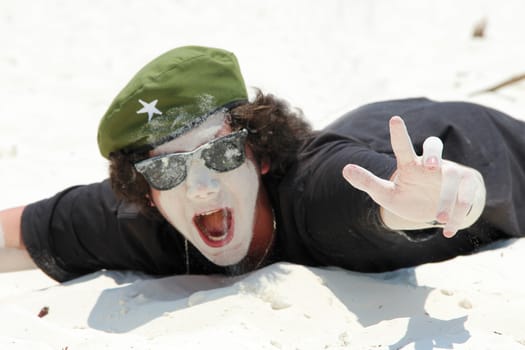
{"left": 146, "top": 193, "right": 156, "bottom": 207}
{"left": 260, "top": 156, "right": 271, "bottom": 175}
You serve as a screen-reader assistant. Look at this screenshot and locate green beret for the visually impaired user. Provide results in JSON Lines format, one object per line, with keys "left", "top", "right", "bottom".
{"left": 97, "top": 46, "right": 248, "bottom": 158}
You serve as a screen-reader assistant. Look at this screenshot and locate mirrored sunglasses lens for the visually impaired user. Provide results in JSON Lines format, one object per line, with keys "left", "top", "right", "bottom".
{"left": 139, "top": 156, "right": 186, "bottom": 190}
{"left": 202, "top": 134, "right": 246, "bottom": 172}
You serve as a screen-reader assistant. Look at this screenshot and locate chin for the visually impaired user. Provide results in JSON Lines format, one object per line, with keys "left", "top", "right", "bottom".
{"left": 205, "top": 241, "right": 250, "bottom": 266}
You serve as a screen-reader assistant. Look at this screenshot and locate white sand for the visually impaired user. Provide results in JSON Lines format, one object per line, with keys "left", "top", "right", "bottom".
{"left": 1, "top": 0, "right": 525, "bottom": 348}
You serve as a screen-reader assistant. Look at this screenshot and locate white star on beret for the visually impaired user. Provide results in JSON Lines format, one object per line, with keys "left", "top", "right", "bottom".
{"left": 137, "top": 99, "right": 162, "bottom": 122}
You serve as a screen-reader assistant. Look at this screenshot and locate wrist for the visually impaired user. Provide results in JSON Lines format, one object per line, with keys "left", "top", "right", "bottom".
{"left": 380, "top": 206, "right": 436, "bottom": 230}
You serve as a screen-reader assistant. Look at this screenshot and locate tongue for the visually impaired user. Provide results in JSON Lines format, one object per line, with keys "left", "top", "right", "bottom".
{"left": 200, "top": 209, "right": 230, "bottom": 237}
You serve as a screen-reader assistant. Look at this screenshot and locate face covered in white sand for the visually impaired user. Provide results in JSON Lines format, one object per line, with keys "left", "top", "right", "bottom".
{"left": 147, "top": 112, "right": 264, "bottom": 266}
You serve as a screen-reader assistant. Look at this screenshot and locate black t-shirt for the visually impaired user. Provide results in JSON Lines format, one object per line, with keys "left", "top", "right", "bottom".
{"left": 22, "top": 98, "right": 525, "bottom": 281}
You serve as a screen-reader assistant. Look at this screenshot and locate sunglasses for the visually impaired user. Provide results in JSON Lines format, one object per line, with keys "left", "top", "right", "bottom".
{"left": 134, "top": 129, "right": 249, "bottom": 191}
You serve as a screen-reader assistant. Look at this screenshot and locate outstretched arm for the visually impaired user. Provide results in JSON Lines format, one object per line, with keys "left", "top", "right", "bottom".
{"left": 0, "top": 206, "right": 36, "bottom": 271}
{"left": 342, "top": 116, "right": 486, "bottom": 238}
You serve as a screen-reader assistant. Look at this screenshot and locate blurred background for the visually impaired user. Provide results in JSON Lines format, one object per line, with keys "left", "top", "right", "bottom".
{"left": 1, "top": 0, "right": 524, "bottom": 207}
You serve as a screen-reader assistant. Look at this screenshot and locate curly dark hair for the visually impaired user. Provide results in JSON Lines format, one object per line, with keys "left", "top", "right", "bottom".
{"left": 108, "top": 90, "right": 312, "bottom": 215}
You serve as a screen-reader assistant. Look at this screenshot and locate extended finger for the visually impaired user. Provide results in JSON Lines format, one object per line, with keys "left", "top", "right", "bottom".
{"left": 422, "top": 136, "right": 443, "bottom": 171}
{"left": 342, "top": 164, "right": 394, "bottom": 204}
{"left": 443, "top": 174, "right": 477, "bottom": 238}
{"left": 435, "top": 167, "right": 462, "bottom": 225}
{"left": 389, "top": 116, "right": 418, "bottom": 166}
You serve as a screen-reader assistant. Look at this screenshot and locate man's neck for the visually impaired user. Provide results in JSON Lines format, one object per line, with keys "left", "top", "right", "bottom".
{"left": 248, "top": 186, "right": 275, "bottom": 268}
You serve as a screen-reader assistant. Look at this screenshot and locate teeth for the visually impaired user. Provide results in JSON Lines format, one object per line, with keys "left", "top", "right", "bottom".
{"left": 200, "top": 208, "right": 222, "bottom": 216}
{"left": 207, "top": 232, "right": 228, "bottom": 241}
{"left": 200, "top": 224, "right": 228, "bottom": 241}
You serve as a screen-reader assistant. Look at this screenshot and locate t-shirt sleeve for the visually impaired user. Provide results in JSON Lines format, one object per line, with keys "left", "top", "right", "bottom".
{"left": 21, "top": 180, "right": 188, "bottom": 282}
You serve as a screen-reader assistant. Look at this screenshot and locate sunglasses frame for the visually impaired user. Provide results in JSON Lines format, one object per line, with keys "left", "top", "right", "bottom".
{"left": 134, "top": 129, "right": 249, "bottom": 191}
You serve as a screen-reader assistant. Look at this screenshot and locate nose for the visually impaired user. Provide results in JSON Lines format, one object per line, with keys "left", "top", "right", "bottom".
{"left": 185, "top": 159, "right": 220, "bottom": 200}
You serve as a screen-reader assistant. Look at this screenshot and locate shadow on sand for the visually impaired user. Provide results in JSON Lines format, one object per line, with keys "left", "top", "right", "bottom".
{"left": 85, "top": 265, "right": 469, "bottom": 349}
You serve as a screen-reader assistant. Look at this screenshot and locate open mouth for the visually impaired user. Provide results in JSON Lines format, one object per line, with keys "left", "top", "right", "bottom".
{"left": 193, "top": 208, "right": 234, "bottom": 248}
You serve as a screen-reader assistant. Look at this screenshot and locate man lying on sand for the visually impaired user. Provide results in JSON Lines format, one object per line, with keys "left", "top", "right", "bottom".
{"left": 1, "top": 46, "right": 523, "bottom": 281}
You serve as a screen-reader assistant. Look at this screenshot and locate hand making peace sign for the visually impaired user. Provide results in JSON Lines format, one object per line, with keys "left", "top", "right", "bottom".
{"left": 342, "top": 116, "right": 486, "bottom": 238}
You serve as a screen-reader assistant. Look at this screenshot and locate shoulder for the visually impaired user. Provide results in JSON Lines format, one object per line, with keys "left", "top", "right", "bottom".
{"left": 326, "top": 97, "right": 500, "bottom": 127}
